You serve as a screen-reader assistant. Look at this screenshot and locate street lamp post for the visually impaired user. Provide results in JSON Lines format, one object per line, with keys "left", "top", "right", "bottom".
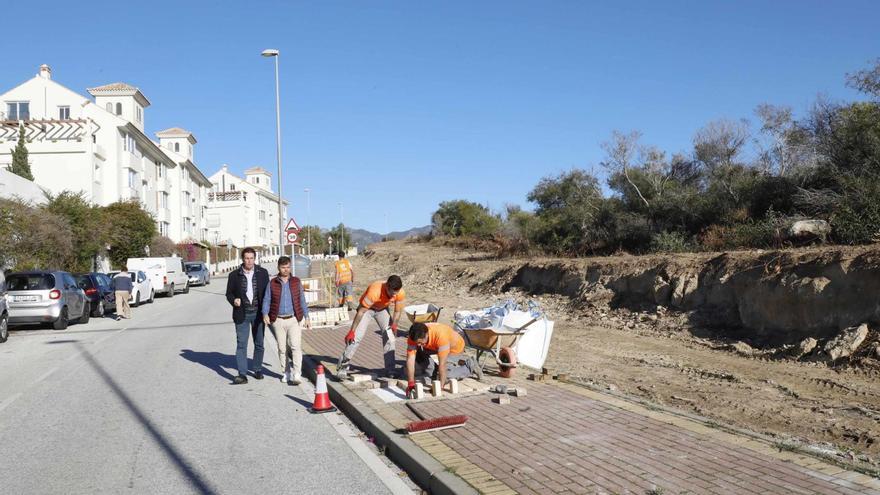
{"left": 338, "top": 202, "right": 344, "bottom": 255}
{"left": 304, "top": 188, "right": 311, "bottom": 257}
{"left": 261, "top": 48, "right": 285, "bottom": 258}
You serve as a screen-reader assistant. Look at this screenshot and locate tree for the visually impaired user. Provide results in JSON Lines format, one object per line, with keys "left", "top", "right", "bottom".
{"left": 42, "top": 191, "right": 107, "bottom": 272}
{"left": 431, "top": 200, "right": 501, "bottom": 238}
{"left": 149, "top": 235, "right": 177, "bottom": 257}
{"left": 300, "top": 225, "right": 327, "bottom": 254}
{"left": 329, "top": 223, "right": 353, "bottom": 253}
{"left": 601, "top": 130, "right": 650, "bottom": 209}
{"left": 846, "top": 58, "right": 880, "bottom": 100}
{"left": 527, "top": 169, "right": 609, "bottom": 254}
{"left": 0, "top": 198, "right": 73, "bottom": 270}
{"left": 9, "top": 124, "right": 33, "bottom": 181}
{"left": 753, "top": 103, "right": 815, "bottom": 178}
{"left": 103, "top": 201, "right": 156, "bottom": 268}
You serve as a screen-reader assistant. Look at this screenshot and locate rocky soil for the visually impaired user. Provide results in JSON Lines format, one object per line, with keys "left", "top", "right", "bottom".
{"left": 336, "top": 240, "right": 880, "bottom": 469}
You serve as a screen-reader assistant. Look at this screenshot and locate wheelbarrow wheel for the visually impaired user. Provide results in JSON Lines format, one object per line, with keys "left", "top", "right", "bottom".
{"left": 498, "top": 347, "right": 517, "bottom": 378}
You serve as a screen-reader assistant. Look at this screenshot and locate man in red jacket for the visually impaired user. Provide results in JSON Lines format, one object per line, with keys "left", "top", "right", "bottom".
{"left": 262, "top": 256, "right": 310, "bottom": 385}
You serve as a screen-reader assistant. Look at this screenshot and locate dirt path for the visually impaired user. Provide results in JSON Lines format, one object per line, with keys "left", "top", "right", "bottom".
{"left": 335, "top": 240, "right": 880, "bottom": 468}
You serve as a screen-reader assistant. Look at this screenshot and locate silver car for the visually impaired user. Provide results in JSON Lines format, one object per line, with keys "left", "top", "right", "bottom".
{"left": 0, "top": 271, "right": 8, "bottom": 343}
{"left": 7, "top": 271, "right": 90, "bottom": 330}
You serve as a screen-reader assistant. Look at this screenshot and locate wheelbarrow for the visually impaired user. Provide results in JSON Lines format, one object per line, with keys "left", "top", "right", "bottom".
{"left": 404, "top": 303, "right": 443, "bottom": 324}
{"left": 455, "top": 317, "right": 539, "bottom": 378}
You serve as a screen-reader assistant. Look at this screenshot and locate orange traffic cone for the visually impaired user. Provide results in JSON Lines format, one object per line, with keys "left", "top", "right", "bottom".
{"left": 309, "top": 364, "right": 337, "bottom": 414}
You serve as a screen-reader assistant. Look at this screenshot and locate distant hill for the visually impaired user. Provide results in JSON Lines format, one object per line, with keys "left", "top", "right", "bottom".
{"left": 348, "top": 225, "right": 431, "bottom": 248}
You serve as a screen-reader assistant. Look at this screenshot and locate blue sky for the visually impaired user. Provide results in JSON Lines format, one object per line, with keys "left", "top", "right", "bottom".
{"left": 3, "top": 1, "right": 879, "bottom": 233}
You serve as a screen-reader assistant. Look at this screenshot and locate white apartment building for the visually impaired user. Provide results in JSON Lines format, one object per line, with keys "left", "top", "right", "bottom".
{"left": 207, "top": 165, "right": 288, "bottom": 254}
{"left": 0, "top": 64, "right": 212, "bottom": 243}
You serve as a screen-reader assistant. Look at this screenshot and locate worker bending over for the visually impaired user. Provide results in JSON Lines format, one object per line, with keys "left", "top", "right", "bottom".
{"left": 337, "top": 275, "right": 405, "bottom": 379}
{"left": 405, "top": 322, "right": 482, "bottom": 398}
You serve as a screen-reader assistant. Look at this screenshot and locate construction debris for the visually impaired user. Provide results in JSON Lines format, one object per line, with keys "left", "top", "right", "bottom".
{"left": 493, "top": 395, "right": 511, "bottom": 405}
{"left": 348, "top": 373, "right": 376, "bottom": 383}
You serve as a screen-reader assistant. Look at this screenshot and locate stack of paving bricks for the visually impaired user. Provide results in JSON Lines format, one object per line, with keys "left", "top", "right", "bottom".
{"left": 308, "top": 307, "right": 350, "bottom": 328}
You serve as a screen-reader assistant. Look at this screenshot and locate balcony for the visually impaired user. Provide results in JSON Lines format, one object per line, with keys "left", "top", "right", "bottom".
{"left": 156, "top": 208, "right": 170, "bottom": 222}
{"left": 208, "top": 191, "right": 248, "bottom": 203}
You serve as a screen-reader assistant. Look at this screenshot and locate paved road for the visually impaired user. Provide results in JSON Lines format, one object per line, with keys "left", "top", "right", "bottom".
{"left": 0, "top": 278, "right": 411, "bottom": 494}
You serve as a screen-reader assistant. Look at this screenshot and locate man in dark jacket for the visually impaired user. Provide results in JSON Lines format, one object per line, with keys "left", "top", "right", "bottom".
{"left": 225, "top": 247, "right": 270, "bottom": 384}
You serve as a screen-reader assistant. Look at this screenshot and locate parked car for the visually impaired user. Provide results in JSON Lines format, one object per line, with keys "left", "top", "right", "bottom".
{"left": 75, "top": 272, "right": 116, "bottom": 317}
{"left": 185, "top": 262, "right": 210, "bottom": 286}
{"left": 7, "top": 271, "right": 89, "bottom": 330}
{"left": 108, "top": 270, "right": 155, "bottom": 306}
{"left": 127, "top": 257, "right": 189, "bottom": 297}
{"left": 0, "top": 271, "right": 8, "bottom": 343}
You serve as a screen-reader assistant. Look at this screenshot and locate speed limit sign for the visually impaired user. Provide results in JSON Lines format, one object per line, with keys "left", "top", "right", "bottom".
{"left": 286, "top": 232, "right": 298, "bottom": 244}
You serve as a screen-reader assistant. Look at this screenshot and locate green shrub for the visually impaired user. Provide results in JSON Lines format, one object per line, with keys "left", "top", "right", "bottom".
{"left": 649, "top": 231, "right": 692, "bottom": 253}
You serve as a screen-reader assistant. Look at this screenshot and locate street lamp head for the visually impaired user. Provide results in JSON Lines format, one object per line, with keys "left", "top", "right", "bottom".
{"left": 261, "top": 49, "right": 279, "bottom": 57}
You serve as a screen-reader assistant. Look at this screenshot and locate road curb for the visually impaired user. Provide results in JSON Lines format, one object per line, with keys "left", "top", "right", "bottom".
{"left": 301, "top": 356, "right": 477, "bottom": 495}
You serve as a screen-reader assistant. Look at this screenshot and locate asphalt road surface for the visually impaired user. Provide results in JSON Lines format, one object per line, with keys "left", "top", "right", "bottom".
{"left": 0, "top": 277, "right": 412, "bottom": 494}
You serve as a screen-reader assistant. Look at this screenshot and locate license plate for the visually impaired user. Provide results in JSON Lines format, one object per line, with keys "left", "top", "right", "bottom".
{"left": 14, "top": 295, "right": 39, "bottom": 302}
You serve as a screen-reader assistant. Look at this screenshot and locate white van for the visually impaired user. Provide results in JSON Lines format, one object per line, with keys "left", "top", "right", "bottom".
{"left": 126, "top": 257, "right": 189, "bottom": 297}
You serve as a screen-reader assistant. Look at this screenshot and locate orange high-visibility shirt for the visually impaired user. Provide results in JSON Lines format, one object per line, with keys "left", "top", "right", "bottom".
{"left": 335, "top": 259, "right": 353, "bottom": 284}
{"left": 359, "top": 280, "right": 405, "bottom": 311}
{"left": 407, "top": 323, "right": 465, "bottom": 358}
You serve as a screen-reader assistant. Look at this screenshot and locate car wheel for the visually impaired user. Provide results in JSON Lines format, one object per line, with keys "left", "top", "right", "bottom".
{"left": 0, "top": 313, "right": 8, "bottom": 343}
{"left": 78, "top": 303, "right": 90, "bottom": 324}
{"left": 135, "top": 292, "right": 141, "bottom": 307}
{"left": 184, "top": 282, "right": 190, "bottom": 294}
{"left": 205, "top": 277, "right": 210, "bottom": 286}
{"left": 149, "top": 290, "right": 155, "bottom": 303}
{"left": 92, "top": 301, "right": 105, "bottom": 318}
{"left": 168, "top": 284, "right": 174, "bottom": 298}
{"left": 53, "top": 307, "right": 69, "bottom": 330}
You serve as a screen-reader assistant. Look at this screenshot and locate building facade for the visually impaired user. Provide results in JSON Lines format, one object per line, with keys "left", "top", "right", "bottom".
{"left": 206, "top": 165, "right": 287, "bottom": 254}
{"left": 0, "top": 64, "right": 212, "bottom": 243}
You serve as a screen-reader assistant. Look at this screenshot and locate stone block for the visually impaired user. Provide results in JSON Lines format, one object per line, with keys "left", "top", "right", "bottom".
{"left": 349, "top": 373, "right": 375, "bottom": 383}
{"left": 363, "top": 381, "right": 380, "bottom": 389}
{"left": 493, "top": 395, "right": 511, "bottom": 405}
{"left": 413, "top": 383, "right": 425, "bottom": 400}
{"left": 448, "top": 379, "right": 460, "bottom": 394}
{"left": 431, "top": 380, "right": 443, "bottom": 397}
{"left": 555, "top": 373, "right": 569, "bottom": 381}
{"left": 511, "top": 387, "right": 527, "bottom": 397}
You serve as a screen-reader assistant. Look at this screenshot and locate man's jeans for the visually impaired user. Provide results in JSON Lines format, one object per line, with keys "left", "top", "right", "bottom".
{"left": 338, "top": 308, "right": 396, "bottom": 375}
{"left": 235, "top": 310, "right": 265, "bottom": 377}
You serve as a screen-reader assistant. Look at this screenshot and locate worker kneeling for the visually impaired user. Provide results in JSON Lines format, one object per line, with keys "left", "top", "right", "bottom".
{"left": 405, "top": 322, "right": 482, "bottom": 398}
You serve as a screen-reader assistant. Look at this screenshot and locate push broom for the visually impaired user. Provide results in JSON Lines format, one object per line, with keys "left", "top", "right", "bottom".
{"left": 405, "top": 402, "right": 468, "bottom": 434}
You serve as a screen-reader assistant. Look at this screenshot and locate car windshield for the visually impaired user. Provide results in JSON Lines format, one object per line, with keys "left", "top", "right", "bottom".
{"left": 186, "top": 264, "right": 201, "bottom": 272}
{"left": 75, "top": 275, "right": 95, "bottom": 289}
{"left": 7, "top": 274, "right": 55, "bottom": 291}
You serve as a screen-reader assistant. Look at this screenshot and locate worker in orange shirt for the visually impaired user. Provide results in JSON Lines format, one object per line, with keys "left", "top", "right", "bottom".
{"left": 404, "top": 322, "right": 482, "bottom": 398}
{"left": 334, "top": 251, "right": 355, "bottom": 310}
{"left": 337, "top": 275, "right": 405, "bottom": 379}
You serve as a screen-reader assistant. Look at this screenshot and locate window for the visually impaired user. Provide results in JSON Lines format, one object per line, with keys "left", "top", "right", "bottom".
{"left": 106, "top": 102, "right": 112, "bottom": 113}
{"left": 6, "top": 102, "right": 30, "bottom": 121}
{"left": 174, "top": 142, "right": 180, "bottom": 152}
{"left": 159, "top": 222, "right": 169, "bottom": 237}
{"left": 115, "top": 102, "right": 122, "bottom": 116}
{"left": 230, "top": 184, "right": 235, "bottom": 191}
{"left": 159, "top": 191, "right": 169, "bottom": 208}
{"left": 156, "top": 161, "right": 164, "bottom": 178}
{"left": 136, "top": 106, "right": 142, "bottom": 122}
{"left": 260, "top": 227, "right": 267, "bottom": 238}
{"left": 58, "top": 106, "right": 70, "bottom": 120}
{"left": 128, "top": 169, "right": 137, "bottom": 188}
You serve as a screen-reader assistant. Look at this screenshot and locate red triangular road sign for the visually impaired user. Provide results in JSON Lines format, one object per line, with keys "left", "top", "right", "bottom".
{"left": 285, "top": 218, "right": 300, "bottom": 232}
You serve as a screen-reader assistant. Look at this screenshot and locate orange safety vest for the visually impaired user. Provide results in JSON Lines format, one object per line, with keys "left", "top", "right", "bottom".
{"left": 335, "top": 259, "right": 352, "bottom": 285}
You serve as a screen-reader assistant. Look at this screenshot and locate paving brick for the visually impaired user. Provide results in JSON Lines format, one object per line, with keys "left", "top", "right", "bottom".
{"left": 303, "top": 324, "right": 876, "bottom": 495}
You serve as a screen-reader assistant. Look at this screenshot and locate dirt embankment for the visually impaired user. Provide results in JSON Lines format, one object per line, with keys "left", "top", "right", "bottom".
{"left": 349, "top": 240, "right": 880, "bottom": 468}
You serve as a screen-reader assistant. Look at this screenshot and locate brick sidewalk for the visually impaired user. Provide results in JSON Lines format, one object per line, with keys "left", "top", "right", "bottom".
{"left": 303, "top": 323, "right": 880, "bottom": 495}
